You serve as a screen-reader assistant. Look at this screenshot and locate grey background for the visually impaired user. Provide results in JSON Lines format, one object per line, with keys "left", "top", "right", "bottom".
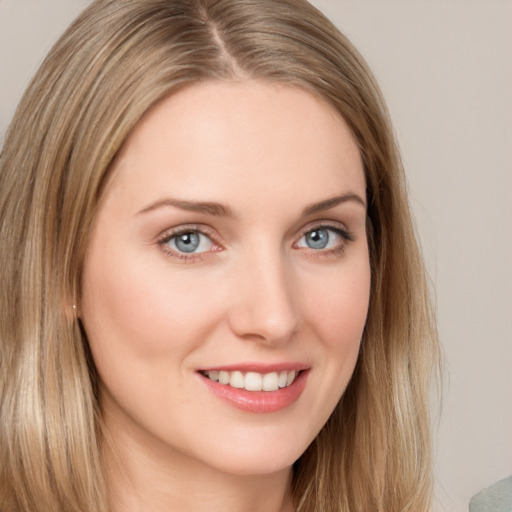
{"left": 1, "top": 1, "right": 511, "bottom": 510}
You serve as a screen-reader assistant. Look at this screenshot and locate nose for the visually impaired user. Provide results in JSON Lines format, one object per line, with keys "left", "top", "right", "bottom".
{"left": 227, "top": 249, "right": 300, "bottom": 346}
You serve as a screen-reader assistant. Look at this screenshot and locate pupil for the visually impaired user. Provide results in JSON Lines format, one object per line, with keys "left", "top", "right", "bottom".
{"left": 307, "top": 229, "right": 328, "bottom": 249}
{"left": 176, "top": 232, "right": 199, "bottom": 252}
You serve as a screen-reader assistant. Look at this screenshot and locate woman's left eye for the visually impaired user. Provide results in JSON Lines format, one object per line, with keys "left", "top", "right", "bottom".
{"left": 163, "top": 230, "right": 214, "bottom": 254}
{"left": 296, "top": 226, "right": 349, "bottom": 251}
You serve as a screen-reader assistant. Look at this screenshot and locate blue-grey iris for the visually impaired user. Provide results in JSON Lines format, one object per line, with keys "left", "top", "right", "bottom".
{"left": 306, "top": 229, "right": 329, "bottom": 249}
{"left": 175, "top": 232, "right": 200, "bottom": 253}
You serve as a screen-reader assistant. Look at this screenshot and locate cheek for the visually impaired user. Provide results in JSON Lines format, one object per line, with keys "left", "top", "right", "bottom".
{"left": 80, "top": 248, "right": 225, "bottom": 420}
{"left": 305, "top": 260, "right": 371, "bottom": 348}
{"left": 290, "top": 259, "right": 370, "bottom": 437}
{"left": 80, "top": 251, "right": 230, "bottom": 418}
{"left": 303, "top": 257, "right": 370, "bottom": 395}
{"left": 82, "top": 250, "right": 218, "bottom": 357}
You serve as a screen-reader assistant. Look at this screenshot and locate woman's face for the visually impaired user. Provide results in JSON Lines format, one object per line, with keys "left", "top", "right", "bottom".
{"left": 81, "top": 81, "right": 370, "bottom": 477}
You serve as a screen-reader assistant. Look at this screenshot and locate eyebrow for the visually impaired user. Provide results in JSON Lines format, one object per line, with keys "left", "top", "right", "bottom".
{"left": 137, "top": 198, "right": 234, "bottom": 217}
{"left": 302, "top": 193, "right": 366, "bottom": 215}
{"left": 136, "top": 192, "right": 366, "bottom": 218}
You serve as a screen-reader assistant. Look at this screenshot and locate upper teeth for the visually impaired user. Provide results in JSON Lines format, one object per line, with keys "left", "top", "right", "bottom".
{"left": 204, "top": 370, "right": 297, "bottom": 392}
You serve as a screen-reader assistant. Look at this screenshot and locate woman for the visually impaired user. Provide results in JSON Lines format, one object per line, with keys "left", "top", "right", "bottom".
{"left": 0, "top": 0, "right": 440, "bottom": 511}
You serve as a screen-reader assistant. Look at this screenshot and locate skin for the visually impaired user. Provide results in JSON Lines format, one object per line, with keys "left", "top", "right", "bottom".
{"left": 80, "top": 80, "right": 371, "bottom": 512}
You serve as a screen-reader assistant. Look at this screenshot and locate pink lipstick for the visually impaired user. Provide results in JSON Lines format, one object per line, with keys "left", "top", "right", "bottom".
{"left": 197, "top": 365, "right": 309, "bottom": 413}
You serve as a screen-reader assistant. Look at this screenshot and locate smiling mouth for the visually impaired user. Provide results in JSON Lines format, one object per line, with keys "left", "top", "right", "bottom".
{"left": 200, "top": 370, "right": 300, "bottom": 392}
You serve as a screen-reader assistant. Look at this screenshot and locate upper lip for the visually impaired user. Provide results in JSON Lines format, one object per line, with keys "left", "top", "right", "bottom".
{"left": 198, "top": 362, "right": 310, "bottom": 373}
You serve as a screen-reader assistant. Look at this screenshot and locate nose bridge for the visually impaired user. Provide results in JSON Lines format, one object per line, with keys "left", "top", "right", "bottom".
{"left": 228, "top": 242, "right": 300, "bottom": 344}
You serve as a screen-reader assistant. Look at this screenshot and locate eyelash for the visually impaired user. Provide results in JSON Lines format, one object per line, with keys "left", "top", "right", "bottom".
{"left": 157, "top": 222, "right": 355, "bottom": 263}
{"left": 157, "top": 224, "right": 220, "bottom": 263}
{"left": 295, "top": 223, "right": 355, "bottom": 259}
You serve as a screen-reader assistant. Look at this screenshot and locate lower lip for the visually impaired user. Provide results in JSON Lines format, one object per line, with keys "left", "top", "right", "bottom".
{"left": 198, "top": 370, "right": 309, "bottom": 413}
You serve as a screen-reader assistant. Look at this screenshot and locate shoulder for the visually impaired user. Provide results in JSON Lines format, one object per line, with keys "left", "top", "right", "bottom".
{"left": 469, "top": 475, "right": 512, "bottom": 512}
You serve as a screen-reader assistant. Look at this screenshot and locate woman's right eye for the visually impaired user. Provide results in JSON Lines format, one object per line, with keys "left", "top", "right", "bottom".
{"left": 160, "top": 229, "right": 215, "bottom": 257}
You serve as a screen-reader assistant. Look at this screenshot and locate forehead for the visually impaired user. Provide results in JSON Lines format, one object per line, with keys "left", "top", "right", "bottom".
{"left": 107, "top": 80, "right": 365, "bottom": 214}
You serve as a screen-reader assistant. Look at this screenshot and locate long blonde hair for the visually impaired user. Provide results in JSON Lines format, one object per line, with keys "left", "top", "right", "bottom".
{"left": 0, "top": 1, "right": 440, "bottom": 510}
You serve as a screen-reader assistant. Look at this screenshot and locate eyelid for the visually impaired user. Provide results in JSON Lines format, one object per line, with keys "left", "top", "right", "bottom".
{"left": 156, "top": 224, "right": 223, "bottom": 261}
{"left": 157, "top": 223, "right": 218, "bottom": 241}
{"left": 155, "top": 220, "right": 355, "bottom": 262}
{"left": 293, "top": 221, "right": 355, "bottom": 257}
{"left": 296, "top": 220, "right": 354, "bottom": 242}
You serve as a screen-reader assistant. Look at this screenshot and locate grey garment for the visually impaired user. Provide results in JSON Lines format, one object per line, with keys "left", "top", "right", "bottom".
{"left": 469, "top": 475, "right": 512, "bottom": 512}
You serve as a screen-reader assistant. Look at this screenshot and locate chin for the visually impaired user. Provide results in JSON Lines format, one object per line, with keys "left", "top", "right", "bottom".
{"left": 188, "top": 425, "right": 315, "bottom": 478}
{"left": 204, "top": 451, "right": 300, "bottom": 478}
